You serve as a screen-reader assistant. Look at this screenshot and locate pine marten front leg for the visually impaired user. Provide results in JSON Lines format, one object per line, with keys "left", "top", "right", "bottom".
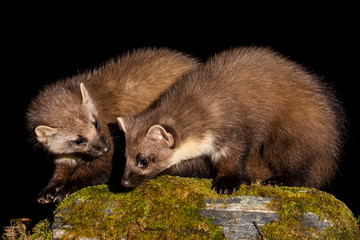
{"left": 51, "top": 154, "right": 112, "bottom": 203}
{"left": 211, "top": 147, "right": 250, "bottom": 194}
{"left": 37, "top": 158, "right": 76, "bottom": 204}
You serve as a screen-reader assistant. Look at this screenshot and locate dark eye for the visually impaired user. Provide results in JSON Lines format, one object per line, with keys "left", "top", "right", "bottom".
{"left": 136, "top": 155, "right": 149, "bottom": 168}
{"left": 136, "top": 154, "right": 150, "bottom": 168}
{"left": 139, "top": 158, "right": 149, "bottom": 167}
{"left": 73, "top": 136, "right": 86, "bottom": 145}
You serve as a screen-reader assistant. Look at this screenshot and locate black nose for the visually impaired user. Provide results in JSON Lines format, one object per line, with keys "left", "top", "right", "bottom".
{"left": 121, "top": 179, "right": 132, "bottom": 188}
{"left": 93, "top": 136, "right": 110, "bottom": 154}
{"left": 102, "top": 146, "right": 110, "bottom": 154}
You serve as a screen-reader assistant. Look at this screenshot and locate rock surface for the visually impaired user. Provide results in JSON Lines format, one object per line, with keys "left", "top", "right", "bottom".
{"left": 200, "top": 196, "right": 279, "bottom": 239}
{"left": 51, "top": 176, "right": 360, "bottom": 239}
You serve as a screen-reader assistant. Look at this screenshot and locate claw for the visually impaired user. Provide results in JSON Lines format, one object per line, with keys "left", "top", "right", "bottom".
{"left": 37, "top": 193, "right": 55, "bottom": 204}
{"left": 53, "top": 196, "right": 61, "bottom": 204}
{"left": 212, "top": 176, "right": 242, "bottom": 195}
{"left": 37, "top": 198, "right": 49, "bottom": 204}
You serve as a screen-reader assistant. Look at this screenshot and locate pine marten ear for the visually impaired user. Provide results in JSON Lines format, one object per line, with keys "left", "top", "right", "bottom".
{"left": 117, "top": 117, "right": 127, "bottom": 133}
{"left": 80, "top": 83, "right": 97, "bottom": 115}
{"left": 146, "top": 124, "right": 174, "bottom": 147}
{"left": 35, "top": 125, "right": 58, "bottom": 143}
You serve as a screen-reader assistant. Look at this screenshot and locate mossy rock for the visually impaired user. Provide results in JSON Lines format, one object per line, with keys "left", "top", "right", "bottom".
{"left": 52, "top": 175, "right": 359, "bottom": 239}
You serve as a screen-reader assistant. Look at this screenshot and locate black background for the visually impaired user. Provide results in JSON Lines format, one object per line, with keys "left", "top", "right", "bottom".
{"left": 2, "top": 5, "right": 359, "bottom": 234}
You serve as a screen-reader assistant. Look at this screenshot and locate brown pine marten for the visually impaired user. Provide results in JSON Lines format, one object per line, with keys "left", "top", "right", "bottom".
{"left": 26, "top": 48, "right": 199, "bottom": 203}
{"left": 118, "top": 47, "right": 345, "bottom": 194}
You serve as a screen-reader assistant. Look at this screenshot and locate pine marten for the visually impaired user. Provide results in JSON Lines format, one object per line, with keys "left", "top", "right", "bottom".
{"left": 118, "top": 47, "right": 345, "bottom": 194}
{"left": 26, "top": 48, "right": 199, "bottom": 203}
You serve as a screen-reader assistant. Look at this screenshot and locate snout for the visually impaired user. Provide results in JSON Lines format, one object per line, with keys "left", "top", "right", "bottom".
{"left": 121, "top": 178, "right": 133, "bottom": 188}
{"left": 101, "top": 145, "right": 110, "bottom": 154}
{"left": 91, "top": 136, "right": 110, "bottom": 156}
{"left": 121, "top": 170, "right": 136, "bottom": 188}
{"left": 121, "top": 170, "right": 145, "bottom": 188}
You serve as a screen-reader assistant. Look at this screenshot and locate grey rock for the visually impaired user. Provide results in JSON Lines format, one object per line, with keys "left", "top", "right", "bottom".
{"left": 302, "top": 212, "right": 333, "bottom": 230}
{"left": 200, "top": 196, "right": 279, "bottom": 240}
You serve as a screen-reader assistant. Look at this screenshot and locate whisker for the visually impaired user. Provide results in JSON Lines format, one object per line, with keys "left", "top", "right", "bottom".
{"left": 111, "top": 136, "right": 123, "bottom": 140}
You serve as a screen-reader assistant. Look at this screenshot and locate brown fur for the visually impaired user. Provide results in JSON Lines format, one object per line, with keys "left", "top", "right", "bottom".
{"left": 118, "top": 47, "right": 345, "bottom": 194}
{"left": 26, "top": 48, "right": 199, "bottom": 203}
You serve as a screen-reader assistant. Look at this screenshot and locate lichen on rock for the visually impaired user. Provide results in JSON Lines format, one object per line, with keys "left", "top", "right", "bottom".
{"left": 52, "top": 175, "right": 360, "bottom": 239}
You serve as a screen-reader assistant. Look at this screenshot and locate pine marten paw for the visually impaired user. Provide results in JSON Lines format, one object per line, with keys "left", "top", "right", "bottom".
{"left": 262, "top": 176, "right": 285, "bottom": 187}
{"left": 53, "top": 184, "right": 80, "bottom": 203}
{"left": 53, "top": 190, "right": 68, "bottom": 204}
{"left": 212, "top": 176, "right": 242, "bottom": 195}
{"left": 37, "top": 185, "right": 60, "bottom": 204}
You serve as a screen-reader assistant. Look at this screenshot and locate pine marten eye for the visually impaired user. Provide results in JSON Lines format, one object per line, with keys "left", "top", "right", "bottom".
{"left": 73, "top": 136, "right": 86, "bottom": 146}
{"left": 136, "top": 154, "right": 149, "bottom": 168}
{"left": 139, "top": 158, "right": 149, "bottom": 167}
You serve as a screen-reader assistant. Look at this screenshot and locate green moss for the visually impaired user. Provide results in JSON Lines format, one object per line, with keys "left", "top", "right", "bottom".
{"left": 31, "top": 219, "right": 52, "bottom": 240}
{"left": 56, "top": 176, "right": 223, "bottom": 239}
{"left": 55, "top": 176, "right": 360, "bottom": 239}
{"left": 259, "top": 188, "right": 359, "bottom": 239}
{"left": 233, "top": 184, "right": 359, "bottom": 239}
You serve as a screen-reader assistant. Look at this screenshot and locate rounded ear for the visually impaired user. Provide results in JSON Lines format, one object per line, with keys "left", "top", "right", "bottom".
{"left": 117, "top": 117, "right": 127, "bottom": 133}
{"left": 80, "top": 82, "right": 91, "bottom": 104}
{"left": 80, "top": 83, "right": 98, "bottom": 115}
{"left": 35, "top": 125, "right": 58, "bottom": 142}
{"left": 146, "top": 125, "right": 174, "bottom": 147}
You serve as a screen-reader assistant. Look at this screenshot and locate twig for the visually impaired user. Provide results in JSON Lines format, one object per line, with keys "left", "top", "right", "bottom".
{"left": 253, "top": 221, "right": 264, "bottom": 240}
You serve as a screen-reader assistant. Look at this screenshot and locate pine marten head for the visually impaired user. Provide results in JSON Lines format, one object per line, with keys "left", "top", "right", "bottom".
{"left": 27, "top": 82, "right": 110, "bottom": 158}
{"left": 117, "top": 117, "right": 178, "bottom": 187}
